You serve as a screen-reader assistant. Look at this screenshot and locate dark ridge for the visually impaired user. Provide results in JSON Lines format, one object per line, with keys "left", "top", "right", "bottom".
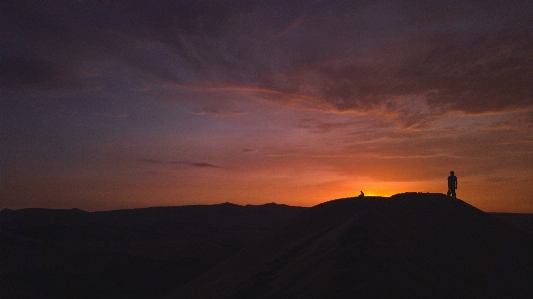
{"left": 3, "top": 195, "right": 532, "bottom": 299}
{"left": 0, "top": 203, "right": 305, "bottom": 299}
{"left": 168, "top": 193, "right": 533, "bottom": 299}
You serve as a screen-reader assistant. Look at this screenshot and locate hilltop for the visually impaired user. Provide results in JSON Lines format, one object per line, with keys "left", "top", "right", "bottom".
{"left": 166, "top": 193, "right": 533, "bottom": 299}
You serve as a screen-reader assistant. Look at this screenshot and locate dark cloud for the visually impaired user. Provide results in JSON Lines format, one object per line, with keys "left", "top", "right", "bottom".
{"left": 189, "top": 162, "right": 218, "bottom": 168}
{"left": 140, "top": 158, "right": 221, "bottom": 169}
{"left": 258, "top": 28, "right": 532, "bottom": 118}
{"left": 402, "top": 31, "right": 533, "bottom": 113}
{"left": 2, "top": 0, "right": 532, "bottom": 117}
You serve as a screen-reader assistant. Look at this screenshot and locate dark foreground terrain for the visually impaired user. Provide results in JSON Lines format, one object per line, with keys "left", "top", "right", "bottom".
{"left": 0, "top": 203, "right": 304, "bottom": 299}
{"left": 2, "top": 193, "right": 533, "bottom": 299}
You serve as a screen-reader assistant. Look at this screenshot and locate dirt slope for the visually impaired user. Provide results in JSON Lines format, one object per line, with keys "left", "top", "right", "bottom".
{"left": 168, "top": 193, "right": 533, "bottom": 299}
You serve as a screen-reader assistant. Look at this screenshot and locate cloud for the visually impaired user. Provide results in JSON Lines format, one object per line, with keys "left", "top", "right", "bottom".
{"left": 272, "top": 17, "right": 303, "bottom": 38}
{"left": 259, "top": 29, "right": 532, "bottom": 117}
{"left": 298, "top": 118, "right": 359, "bottom": 134}
{"left": 190, "top": 105, "right": 245, "bottom": 117}
{"left": 2, "top": 0, "right": 532, "bottom": 122}
{"left": 140, "top": 158, "right": 221, "bottom": 169}
{"left": 188, "top": 162, "right": 219, "bottom": 168}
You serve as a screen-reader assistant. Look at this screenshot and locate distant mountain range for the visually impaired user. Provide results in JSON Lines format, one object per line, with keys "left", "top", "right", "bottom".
{"left": 1, "top": 193, "right": 532, "bottom": 299}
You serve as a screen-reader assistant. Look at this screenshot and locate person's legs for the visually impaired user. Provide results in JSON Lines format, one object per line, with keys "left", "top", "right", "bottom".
{"left": 447, "top": 186, "right": 456, "bottom": 197}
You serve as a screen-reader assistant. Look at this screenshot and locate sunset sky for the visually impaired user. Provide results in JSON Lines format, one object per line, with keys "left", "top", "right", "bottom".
{"left": 1, "top": 0, "right": 532, "bottom": 212}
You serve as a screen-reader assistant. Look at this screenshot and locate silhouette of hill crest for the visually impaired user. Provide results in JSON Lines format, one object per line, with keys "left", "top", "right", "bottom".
{"left": 2, "top": 194, "right": 532, "bottom": 299}
{"left": 167, "top": 193, "right": 533, "bottom": 299}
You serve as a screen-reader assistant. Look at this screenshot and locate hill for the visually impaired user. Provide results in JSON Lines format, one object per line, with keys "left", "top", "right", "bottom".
{"left": 166, "top": 193, "right": 533, "bottom": 299}
{"left": 489, "top": 213, "right": 533, "bottom": 235}
{"left": 2, "top": 193, "right": 532, "bottom": 299}
{"left": 0, "top": 203, "right": 304, "bottom": 299}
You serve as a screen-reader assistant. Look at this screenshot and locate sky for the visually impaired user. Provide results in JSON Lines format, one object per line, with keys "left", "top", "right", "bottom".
{"left": 1, "top": 0, "right": 532, "bottom": 212}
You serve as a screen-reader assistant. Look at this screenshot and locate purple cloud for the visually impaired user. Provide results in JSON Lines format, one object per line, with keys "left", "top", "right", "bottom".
{"left": 2, "top": 0, "right": 532, "bottom": 120}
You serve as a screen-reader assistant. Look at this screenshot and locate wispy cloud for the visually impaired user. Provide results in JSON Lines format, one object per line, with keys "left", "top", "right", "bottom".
{"left": 190, "top": 105, "right": 245, "bottom": 117}
{"left": 3, "top": 1, "right": 531, "bottom": 123}
{"left": 140, "top": 159, "right": 222, "bottom": 169}
{"left": 272, "top": 16, "right": 303, "bottom": 38}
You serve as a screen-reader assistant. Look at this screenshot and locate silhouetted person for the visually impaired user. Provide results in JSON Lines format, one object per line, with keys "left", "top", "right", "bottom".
{"left": 358, "top": 191, "right": 364, "bottom": 197}
{"left": 447, "top": 171, "right": 458, "bottom": 197}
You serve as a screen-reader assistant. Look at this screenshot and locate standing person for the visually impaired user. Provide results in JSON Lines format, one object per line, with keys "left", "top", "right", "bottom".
{"left": 447, "top": 171, "right": 458, "bottom": 197}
